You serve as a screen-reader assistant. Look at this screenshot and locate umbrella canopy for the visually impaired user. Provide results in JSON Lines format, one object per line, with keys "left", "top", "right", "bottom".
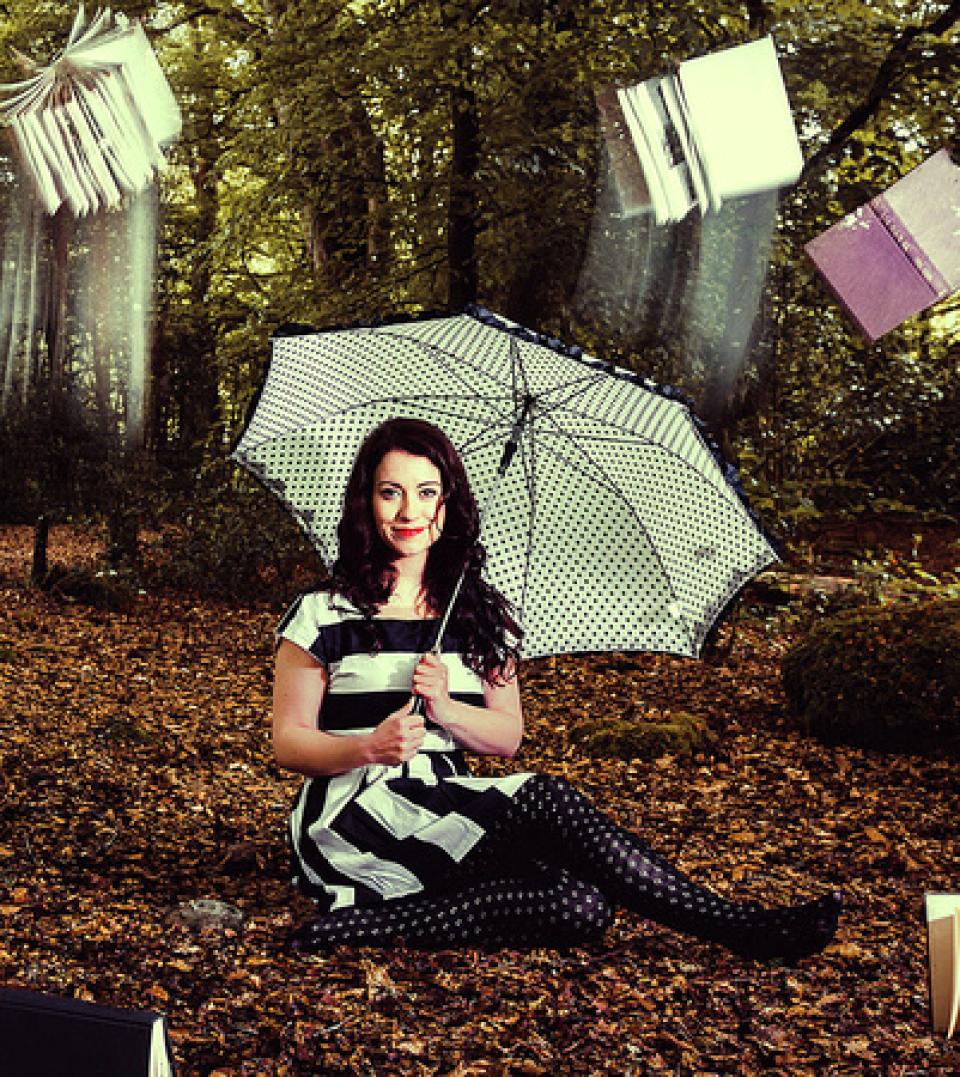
{"left": 232, "top": 307, "right": 777, "bottom": 659}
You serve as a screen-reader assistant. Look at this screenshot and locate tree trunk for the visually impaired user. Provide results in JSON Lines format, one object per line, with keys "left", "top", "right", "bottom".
{"left": 442, "top": 3, "right": 480, "bottom": 310}
{"left": 31, "top": 513, "right": 48, "bottom": 585}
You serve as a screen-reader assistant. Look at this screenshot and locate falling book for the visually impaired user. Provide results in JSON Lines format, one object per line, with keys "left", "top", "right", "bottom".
{"left": 596, "top": 35, "right": 802, "bottom": 224}
{"left": 926, "top": 893, "right": 960, "bottom": 1039}
{"left": 804, "top": 148, "right": 960, "bottom": 340}
{"left": 0, "top": 4, "right": 181, "bottom": 217}
{"left": 0, "top": 986, "right": 175, "bottom": 1076}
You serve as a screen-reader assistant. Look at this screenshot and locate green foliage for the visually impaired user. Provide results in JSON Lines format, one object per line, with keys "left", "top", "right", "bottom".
{"left": 143, "top": 458, "right": 320, "bottom": 602}
{"left": 570, "top": 709, "right": 715, "bottom": 761}
{"left": 782, "top": 600, "right": 960, "bottom": 753}
{"left": 1, "top": 0, "right": 959, "bottom": 541}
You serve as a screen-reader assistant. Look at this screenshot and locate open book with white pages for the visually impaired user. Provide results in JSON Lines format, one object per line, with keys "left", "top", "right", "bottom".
{"left": 596, "top": 35, "right": 803, "bottom": 224}
{"left": 0, "top": 5, "right": 181, "bottom": 217}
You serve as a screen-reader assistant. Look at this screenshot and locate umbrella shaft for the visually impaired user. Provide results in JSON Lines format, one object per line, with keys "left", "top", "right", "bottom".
{"left": 497, "top": 393, "right": 534, "bottom": 474}
{"left": 428, "top": 407, "right": 528, "bottom": 655}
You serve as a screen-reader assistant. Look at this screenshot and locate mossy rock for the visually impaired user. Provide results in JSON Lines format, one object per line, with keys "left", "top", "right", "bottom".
{"left": 570, "top": 710, "right": 715, "bottom": 761}
{"left": 782, "top": 599, "right": 960, "bottom": 753}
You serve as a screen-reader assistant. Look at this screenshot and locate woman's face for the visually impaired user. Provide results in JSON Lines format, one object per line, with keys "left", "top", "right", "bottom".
{"left": 371, "top": 449, "right": 446, "bottom": 561}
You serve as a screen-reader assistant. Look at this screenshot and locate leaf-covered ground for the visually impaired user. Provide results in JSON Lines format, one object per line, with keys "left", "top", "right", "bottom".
{"left": 1, "top": 523, "right": 959, "bottom": 1075}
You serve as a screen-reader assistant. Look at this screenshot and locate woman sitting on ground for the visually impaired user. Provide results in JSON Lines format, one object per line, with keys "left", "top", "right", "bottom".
{"left": 272, "top": 417, "right": 842, "bottom": 957}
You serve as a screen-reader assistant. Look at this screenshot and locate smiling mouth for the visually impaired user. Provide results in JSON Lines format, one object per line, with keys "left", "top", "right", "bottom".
{"left": 391, "top": 527, "right": 426, "bottom": 538}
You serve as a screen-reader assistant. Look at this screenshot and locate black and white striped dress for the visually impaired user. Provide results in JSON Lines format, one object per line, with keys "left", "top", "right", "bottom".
{"left": 277, "top": 590, "right": 532, "bottom": 912}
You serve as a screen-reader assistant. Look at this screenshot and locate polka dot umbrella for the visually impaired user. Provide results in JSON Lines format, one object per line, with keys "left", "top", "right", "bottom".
{"left": 232, "top": 306, "right": 777, "bottom": 660}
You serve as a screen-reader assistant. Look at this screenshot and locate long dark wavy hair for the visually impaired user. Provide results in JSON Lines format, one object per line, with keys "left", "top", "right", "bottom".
{"left": 328, "top": 417, "right": 522, "bottom": 683}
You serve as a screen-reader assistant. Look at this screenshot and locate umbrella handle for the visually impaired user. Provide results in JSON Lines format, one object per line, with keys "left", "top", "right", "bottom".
{"left": 411, "top": 695, "right": 427, "bottom": 717}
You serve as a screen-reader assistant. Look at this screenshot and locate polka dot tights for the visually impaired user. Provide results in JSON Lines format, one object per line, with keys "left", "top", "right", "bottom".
{"left": 289, "top": 775, "right": 841, "bottom": 960}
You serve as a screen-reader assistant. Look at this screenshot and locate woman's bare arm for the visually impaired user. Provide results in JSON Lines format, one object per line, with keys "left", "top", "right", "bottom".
{"left": 272, "top": 640, "right": 425, "bottom": 776}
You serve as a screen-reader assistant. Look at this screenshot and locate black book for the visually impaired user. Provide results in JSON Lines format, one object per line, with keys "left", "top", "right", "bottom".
{"left": 0, "top": 987, "right": 175, "bottom": 1076}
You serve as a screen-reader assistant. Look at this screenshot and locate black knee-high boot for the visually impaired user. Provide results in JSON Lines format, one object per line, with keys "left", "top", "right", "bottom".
{"left": 485, "top": 775, "right": 841, "bottom": 962}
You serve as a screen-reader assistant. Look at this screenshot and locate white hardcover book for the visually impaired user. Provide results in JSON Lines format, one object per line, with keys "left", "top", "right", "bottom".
{"left": 676, "top": 35, "right": 802, "bottom": 210}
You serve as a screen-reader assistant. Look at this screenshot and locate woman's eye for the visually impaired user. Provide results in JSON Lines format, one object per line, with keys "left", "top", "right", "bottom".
{"left": 420, "top": 488, "right": 439, "bottom": 500}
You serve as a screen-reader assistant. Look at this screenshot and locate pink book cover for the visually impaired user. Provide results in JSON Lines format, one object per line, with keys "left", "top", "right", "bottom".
{"left": 804, "top": 148, "right": 960, "bottom": 340}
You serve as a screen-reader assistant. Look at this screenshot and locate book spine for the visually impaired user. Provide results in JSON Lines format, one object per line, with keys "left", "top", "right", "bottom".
{"left": 871, "top": 194, "right": 949, "bottom": 299}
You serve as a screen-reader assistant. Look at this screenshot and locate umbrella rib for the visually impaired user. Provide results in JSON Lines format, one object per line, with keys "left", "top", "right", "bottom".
{"left": 269, "top": 391, "right": 516, "bottom": 449}
{"left": 513, "top": 401, "right": 539, "bottom": 629}
{"left": 373, "top": 327, "right": 519, "bottom": 424}
{"left": 493, "top": 342, "right": 739, "bottom": 529}
{"left": 532, "top": 399, "right": 756, "bottom": 524}
{"left": 523, "top": 408, "right": 698, "bottom": 652}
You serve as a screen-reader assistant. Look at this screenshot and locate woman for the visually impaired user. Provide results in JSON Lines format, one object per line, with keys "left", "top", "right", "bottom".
{"left": 273, "top": 417, "right": 841, "bottom": 958}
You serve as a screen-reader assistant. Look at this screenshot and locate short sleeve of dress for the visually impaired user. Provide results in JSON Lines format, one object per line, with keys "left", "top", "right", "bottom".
{"left": 275, "top": 592, "right": 331, "bottom": 666}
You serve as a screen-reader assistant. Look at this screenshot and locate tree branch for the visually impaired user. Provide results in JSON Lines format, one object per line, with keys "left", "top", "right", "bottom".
{"left": 154, "top": 3, "right": 266, "bottom": 39}
{"left": 798, "top": 0, "right": 960, "bottom": 186}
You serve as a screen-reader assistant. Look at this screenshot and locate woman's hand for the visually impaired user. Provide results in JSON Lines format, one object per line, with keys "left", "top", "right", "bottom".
{"left": 411, "top": 652, "right": 453, "bottom": 723}
{"left": 365, "top": 700, "right": 426, "bottom": 765}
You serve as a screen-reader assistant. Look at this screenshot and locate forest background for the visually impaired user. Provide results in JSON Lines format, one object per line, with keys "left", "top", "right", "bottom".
{"left": 0, "top": 3, "right": 959, "bottom": 1074}
{"left": 0, "top": 0, "right": 957, "bottom": 575}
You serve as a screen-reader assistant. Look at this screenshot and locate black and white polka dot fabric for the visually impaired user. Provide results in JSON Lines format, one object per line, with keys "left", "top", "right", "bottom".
{"left": 290, "top": 774, "right": 842, "bottom": 960}
{"left": 234, "top": 308, "right": 777, "bottom": 660}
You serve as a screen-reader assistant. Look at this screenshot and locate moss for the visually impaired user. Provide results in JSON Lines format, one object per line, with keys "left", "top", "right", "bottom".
{"left": 570, "top": 709, "right": 715, "bottom": 761}
{"left": 782, "top": 599, "right": 960, "bottom": 753}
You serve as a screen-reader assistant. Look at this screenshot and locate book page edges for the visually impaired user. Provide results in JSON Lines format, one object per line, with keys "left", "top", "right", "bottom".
{"left": 925, "top": 893, "right": 960, "bottom": 1036}
{"left": 871, "top": 193, "right": 952, "bottom": 298}
{"left": 617, "top": 85, "right": 670, "bottom": 224}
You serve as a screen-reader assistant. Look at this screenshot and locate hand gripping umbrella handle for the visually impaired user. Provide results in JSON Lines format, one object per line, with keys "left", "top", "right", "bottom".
{"left": 411, "top": 642, "right": 442, "bottom": 722}
{"left": 410, "top": 396, "right": 532, "bottom": 726}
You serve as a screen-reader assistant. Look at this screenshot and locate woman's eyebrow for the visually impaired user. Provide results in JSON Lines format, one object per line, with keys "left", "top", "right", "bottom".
{"left": 376, "top": 479, "right": 439, "bottom": 488}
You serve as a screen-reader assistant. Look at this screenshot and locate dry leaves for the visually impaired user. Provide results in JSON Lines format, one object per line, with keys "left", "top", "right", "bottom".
{"left": 0, "top": 524, "right": 959, "bottom": 1074}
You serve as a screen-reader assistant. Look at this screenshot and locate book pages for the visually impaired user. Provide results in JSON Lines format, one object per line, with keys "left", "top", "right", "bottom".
{"left": 617, "top": 84, "right": 671, "bottom": 224}
{"left": 925, "top": 893, "right": 960, "bottom": 1038}
{"left": 633, "top": 79, "right": 698, "bottom": 223}
{"left": 0, "top": 6, "right": 180, "bottom": 217}
{"left": 874, "top": 148, "right": 960, "bottom": 292}
{"left": 676, "top": 36, "right": 802, "bottom": 208}
{"left": 658, "top": 77, "right": 709, "bottom": 215}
